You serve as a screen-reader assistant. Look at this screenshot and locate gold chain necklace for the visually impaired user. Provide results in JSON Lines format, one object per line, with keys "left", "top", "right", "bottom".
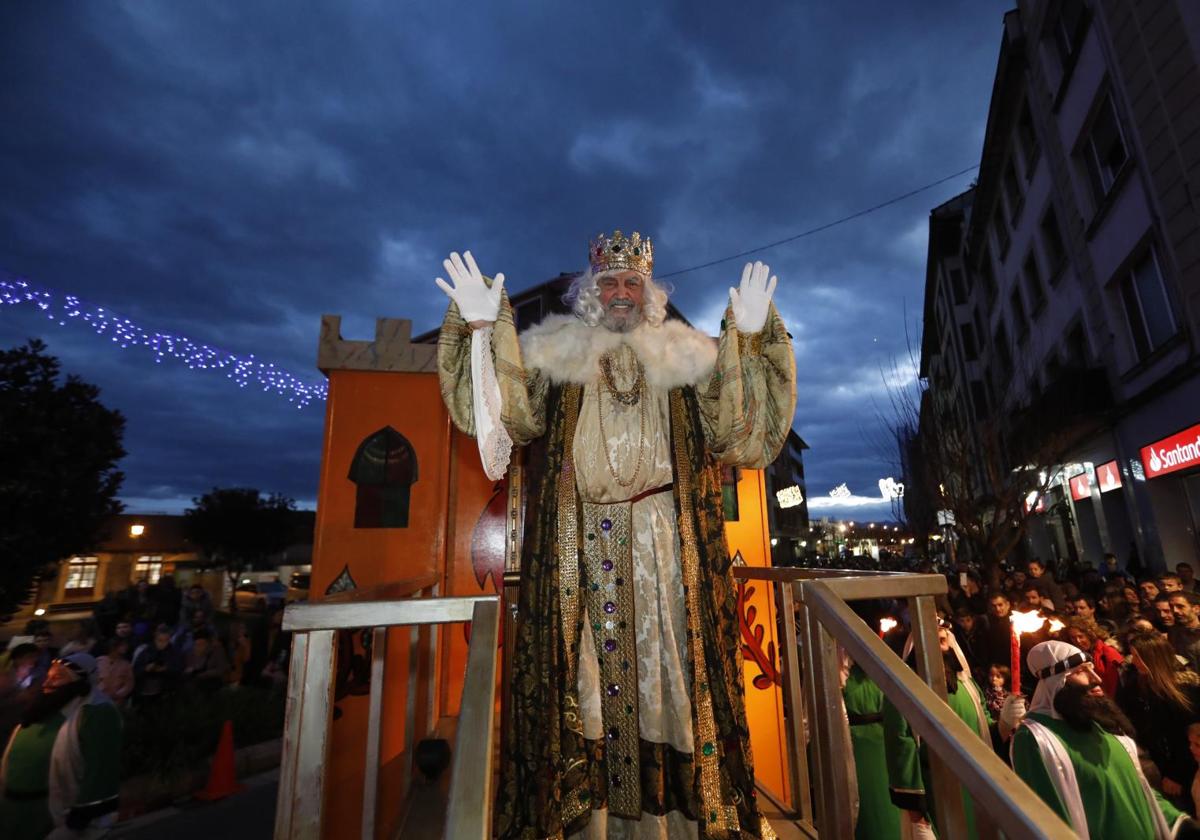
{"left": 599, "top": 350, "right": 644, "bottom": 406}
{"left": 597, "top": 353, "right": 647, "bottom": 489}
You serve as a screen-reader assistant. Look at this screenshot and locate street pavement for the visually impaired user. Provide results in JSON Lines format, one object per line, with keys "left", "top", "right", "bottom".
{"left": 109, "top": 768, "right": 278, "bottom": 840}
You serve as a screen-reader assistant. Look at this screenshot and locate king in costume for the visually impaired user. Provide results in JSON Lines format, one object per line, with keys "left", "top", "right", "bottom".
{"left": 435, "top": 232, "right": 796, "bottom": 838}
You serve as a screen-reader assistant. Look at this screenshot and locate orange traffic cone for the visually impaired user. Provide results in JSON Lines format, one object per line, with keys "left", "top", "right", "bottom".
{"left": 195, "top": 719, "right": 245, "bottom": 801}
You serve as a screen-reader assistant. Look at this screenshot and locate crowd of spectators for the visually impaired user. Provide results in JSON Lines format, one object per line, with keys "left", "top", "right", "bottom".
{"left": 849, "top": 549, "right": 1200, "bottom": 817}
{"left": 0, "top": 574, "right": 292, "bottom": 745}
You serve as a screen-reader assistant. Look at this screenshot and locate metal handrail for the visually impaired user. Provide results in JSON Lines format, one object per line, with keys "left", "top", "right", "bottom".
{"left": 734, "top": 566, "right": 1076, "bottom": 839}
{"left": 273, "top": 593, "right": 501, "bottom": 840}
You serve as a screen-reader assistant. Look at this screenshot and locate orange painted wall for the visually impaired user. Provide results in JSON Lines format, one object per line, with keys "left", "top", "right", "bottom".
{"left": 310, "top": 370, "right": 444, "bottom": 839}
{"left": 724, "top": 468, "right": 790, "bottom": 807}
{"left": 439, "top": 428, "right": 506, "bottom": 716}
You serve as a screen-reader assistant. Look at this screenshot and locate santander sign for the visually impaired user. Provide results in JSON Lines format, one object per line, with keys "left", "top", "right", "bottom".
{"left": 1141, "top": 423, "right": 1200, "bottom": 479}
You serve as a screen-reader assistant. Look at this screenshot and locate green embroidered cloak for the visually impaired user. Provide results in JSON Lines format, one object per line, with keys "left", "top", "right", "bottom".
{"left": 1011, "top": 712, "right": 1183, "bottom": 838}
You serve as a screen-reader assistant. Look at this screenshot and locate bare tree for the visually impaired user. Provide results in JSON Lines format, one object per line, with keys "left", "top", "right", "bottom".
{"left": 880, "top": 329, "right": 1101, "bottom": 583}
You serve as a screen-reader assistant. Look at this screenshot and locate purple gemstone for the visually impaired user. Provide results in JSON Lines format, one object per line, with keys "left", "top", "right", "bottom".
{"left": 607, "top": 727, "right": 619, "bottom": 741}
{"left": 603, "top": 601, "right": 617, "bottom": 614}
{"left": 607, "top": 683, "right": 620, "bottom": 697}
{"left": 604, "top": 639, "right": 617, "bottom": 652}
{"left": 601, "top": 559, "right": 614, "bottom": 572}
{"left": 600, "top": 518, "right": 613, "bottom": 531}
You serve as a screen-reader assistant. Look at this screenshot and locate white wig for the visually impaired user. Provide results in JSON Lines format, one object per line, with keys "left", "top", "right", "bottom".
{"left": 563, "top": 268, "right": 671, "bottom": 328}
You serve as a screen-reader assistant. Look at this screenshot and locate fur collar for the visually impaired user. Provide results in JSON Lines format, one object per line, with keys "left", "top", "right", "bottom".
{"left": 519, "top": 313, "right": 717, "bottom": 388}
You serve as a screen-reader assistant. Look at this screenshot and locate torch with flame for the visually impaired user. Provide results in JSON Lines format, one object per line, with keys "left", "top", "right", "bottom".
{"left": 1008, "top": 609, "right": 1048, "bottom": 695}
{"left": 879, "top": 617, "right": 898, "bottom": 639}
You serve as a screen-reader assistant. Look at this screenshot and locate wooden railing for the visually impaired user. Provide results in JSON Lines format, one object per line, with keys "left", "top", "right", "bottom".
{"left": 733, "top": 567, "right": 1076, "bottom": 840}
{"left": 272, "top": 575, "right": 499, "bottom": 840}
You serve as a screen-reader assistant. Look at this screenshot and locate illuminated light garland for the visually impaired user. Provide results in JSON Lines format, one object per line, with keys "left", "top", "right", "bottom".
{"left": 1, "top": 275, "right": 328, "bottom": 408}
{"left": 775, "top": 485, "right": 804, "bottom": 509}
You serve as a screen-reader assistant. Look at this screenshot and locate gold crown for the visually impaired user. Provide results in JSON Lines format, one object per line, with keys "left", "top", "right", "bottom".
{"left": 589, "top": 230, "right": 653, "bottom": 276}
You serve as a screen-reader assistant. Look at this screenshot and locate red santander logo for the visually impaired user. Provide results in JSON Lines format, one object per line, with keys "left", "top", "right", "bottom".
{"left": 1140, "top": 423, "right": 1200, "bottom": 479}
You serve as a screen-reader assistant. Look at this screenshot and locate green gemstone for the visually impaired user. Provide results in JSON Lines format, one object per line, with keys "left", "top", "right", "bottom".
{"left": 593, "top": 622, "right": 602, "bottom": 633}
{"left": 702, "top": 742, "right": 715, "bottom": 756}
{"left": 587, "top": 533, "right": 595, "bottom": 541}
{"left": 580, "top": 790, "right": 590, "bottom": 802}
{"left": 625, "top": 704, "right": 633, "bottom": 714}
{"left": 700, "top": 681, "right": 708, "bottom": 691}
{"left": 710, "top": 811, "right": 718, "bottom": 823}
{"left": 618, "top": 538, "right": 626, "bottom": 546}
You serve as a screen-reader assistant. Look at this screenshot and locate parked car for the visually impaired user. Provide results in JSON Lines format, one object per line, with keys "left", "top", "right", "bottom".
{"left": 233, "top": 580, "right": 287, "bottom": 612}
{"left": 287, "top": 572, "right": 311, "bottom": 603}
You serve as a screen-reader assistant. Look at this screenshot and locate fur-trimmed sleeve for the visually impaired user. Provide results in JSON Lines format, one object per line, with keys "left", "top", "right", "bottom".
{"left": 696, "top": 301, "right": 796, "bottom": 468}
{"left": 437, "top": 284, "right": 547, "bottom": 447}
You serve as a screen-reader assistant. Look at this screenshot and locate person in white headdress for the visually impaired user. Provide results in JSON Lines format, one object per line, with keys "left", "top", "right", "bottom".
{"left": 884, "top": 621, "right": 1008, "bottom": 839}
{"left": 1009, "top": 640, "right": 1200, "bottom": 839}
{"left": 0, "top": 652, "right": 122, "bottom": 839}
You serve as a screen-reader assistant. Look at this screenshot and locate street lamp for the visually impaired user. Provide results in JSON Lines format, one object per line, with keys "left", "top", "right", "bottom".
{"left": 129, "top": 524, "right": 145, "bottom": 537}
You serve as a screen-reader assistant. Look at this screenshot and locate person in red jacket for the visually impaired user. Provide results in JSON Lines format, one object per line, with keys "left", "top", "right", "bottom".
{"left": 1062, "top": 616, "right": 1124, "bottom": 696}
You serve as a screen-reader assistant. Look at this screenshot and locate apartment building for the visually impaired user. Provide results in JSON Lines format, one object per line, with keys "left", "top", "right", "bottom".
{"left": 920, "top": 1, "right": 1200, "bottom": 572}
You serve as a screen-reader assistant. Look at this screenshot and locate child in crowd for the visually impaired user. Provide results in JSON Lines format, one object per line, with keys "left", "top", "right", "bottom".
{"left": 986, "top": 663, "right": 1010, "bottom": 720}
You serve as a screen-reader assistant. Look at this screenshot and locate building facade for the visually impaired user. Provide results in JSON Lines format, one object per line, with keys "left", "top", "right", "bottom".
{"left": 920, "top": 1, "right": 1200, "bottom": 573}
{"left": 763, "top": 429, "right": 811, "bottom": 565}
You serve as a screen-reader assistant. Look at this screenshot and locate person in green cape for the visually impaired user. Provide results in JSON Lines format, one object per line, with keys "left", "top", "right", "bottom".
{"left": 844, "top": 661, "right": 901, "bottom": 839}
{"left": 0, "top": 652, "right": 122, "bottom": 839}
{"left": 1009, "top": 640, "right": 1200, "bottom": 839}
{"left": 882, "top": 621, "right": 1018, "bottom": 839}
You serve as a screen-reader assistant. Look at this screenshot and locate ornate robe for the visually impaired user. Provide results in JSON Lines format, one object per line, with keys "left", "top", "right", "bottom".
{"left": 438, "top": 290, "right": 796, "bottom": 839}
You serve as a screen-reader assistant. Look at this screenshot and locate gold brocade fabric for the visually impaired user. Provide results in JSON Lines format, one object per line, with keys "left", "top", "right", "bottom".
{"left": 437, "top": 296, "right": 796, "bottom": 839}
{"left": 697, "top": 304, "right": 797, "bottom": 470}
{"left": 574, "top": 345, "right": 673, "bottom": 503}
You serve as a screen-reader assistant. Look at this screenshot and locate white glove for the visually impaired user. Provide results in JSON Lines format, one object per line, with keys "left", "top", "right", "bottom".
{"left": 434, "top": 251, "right": 505, "bottom": 324}
{"left": 1000, "top": 693, "right": 1027, "bottom": 731}
{"left": 728, "top": 261, "right": 778, "bottom": 333}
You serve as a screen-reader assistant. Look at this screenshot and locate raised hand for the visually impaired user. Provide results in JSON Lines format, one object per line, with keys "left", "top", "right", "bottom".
{"left": 434, "top": 251, "right": 505, "bottom": 326}
{"left": 728, "top": 261, "right": 777, "bottom": 333}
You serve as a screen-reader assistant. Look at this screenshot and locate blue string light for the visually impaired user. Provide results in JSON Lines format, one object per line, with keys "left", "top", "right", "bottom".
{"left": 1, "top": 274, "right": 328, "bottom": 408}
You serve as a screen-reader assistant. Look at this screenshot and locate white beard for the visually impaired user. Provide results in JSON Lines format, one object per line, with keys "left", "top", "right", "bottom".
{"left": 599, "top": 300, "right": 643, "bottom": 333}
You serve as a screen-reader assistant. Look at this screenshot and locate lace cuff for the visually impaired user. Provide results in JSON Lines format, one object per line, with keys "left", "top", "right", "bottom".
{"left": 470, "top": 326, "right": 513, "bottom": 480}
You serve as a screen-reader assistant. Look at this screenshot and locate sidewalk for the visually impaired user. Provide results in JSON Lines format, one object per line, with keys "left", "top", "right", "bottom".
{"left": 108, "top": 768, "right": 278, "bottom": 840}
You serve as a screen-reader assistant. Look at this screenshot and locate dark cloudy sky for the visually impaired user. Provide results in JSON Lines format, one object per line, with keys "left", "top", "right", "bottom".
{"left": 1, "top": 1, "right": 1011, "bottom": 520}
